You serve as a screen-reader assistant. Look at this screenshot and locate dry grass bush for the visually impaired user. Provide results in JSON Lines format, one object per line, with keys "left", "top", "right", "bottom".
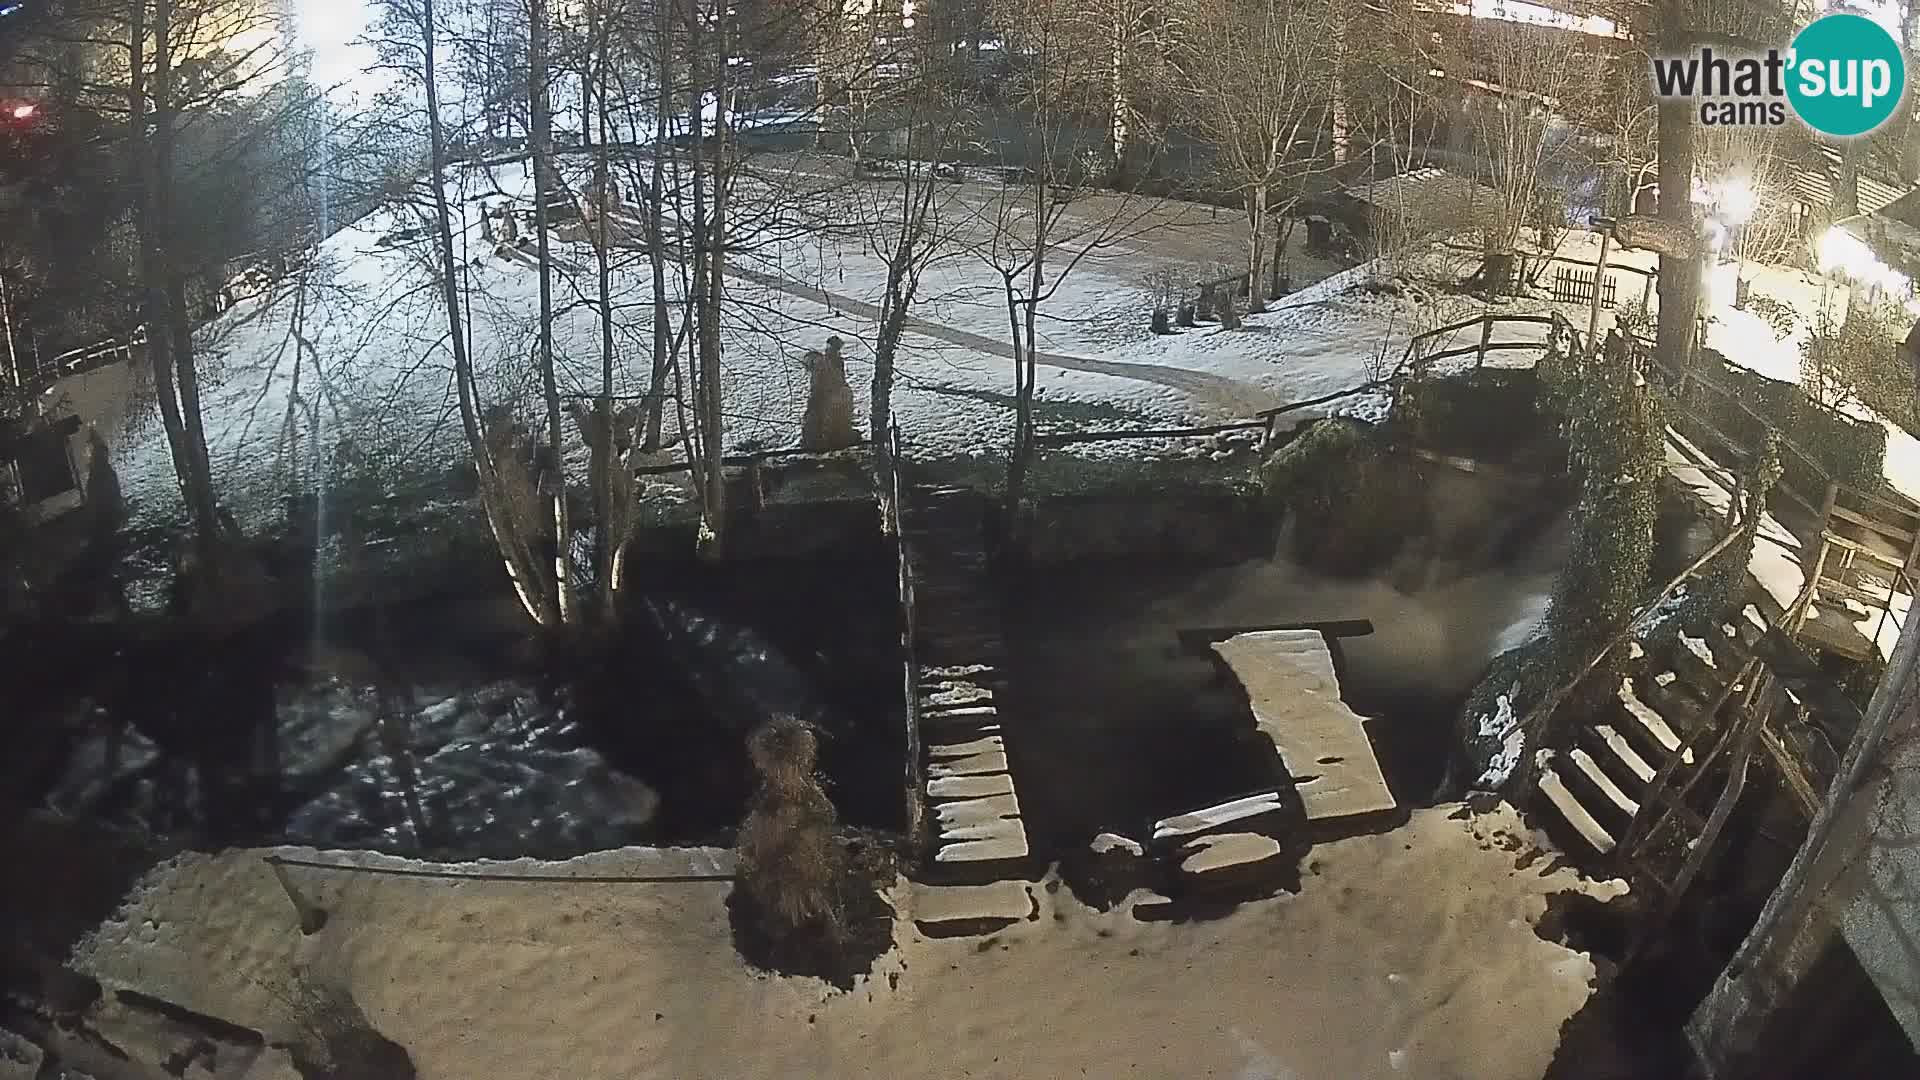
{"left": 738, "top": 717, "right": 848, "bottom": 942}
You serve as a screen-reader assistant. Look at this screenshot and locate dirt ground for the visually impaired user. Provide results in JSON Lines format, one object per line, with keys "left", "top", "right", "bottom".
{"left": 72, "top": 801, "right": 1621, "bottom": 1079}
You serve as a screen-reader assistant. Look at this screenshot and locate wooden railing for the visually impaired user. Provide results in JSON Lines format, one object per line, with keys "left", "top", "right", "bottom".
{"left": 1252, "top": 310, "right": 1579, "bottom": 445}
{"left": 24, "top": 330, "right": 146, "bottom": 388}
{"left": 877, "top": 420, "right": 924, "bottom": 848}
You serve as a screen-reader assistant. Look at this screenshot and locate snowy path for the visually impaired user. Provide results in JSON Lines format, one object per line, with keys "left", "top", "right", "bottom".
{"left": 723, "top": 260, "right": 1281, "bottom": 416}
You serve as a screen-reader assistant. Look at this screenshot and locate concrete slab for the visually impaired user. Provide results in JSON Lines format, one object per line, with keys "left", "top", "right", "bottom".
{"left": 1213, "top": 631, "right": 1397, "bottom": 824}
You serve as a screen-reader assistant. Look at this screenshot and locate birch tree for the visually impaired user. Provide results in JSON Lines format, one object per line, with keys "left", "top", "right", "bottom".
{"left": 372, "top": 0, "right": 561, "bottom": 627}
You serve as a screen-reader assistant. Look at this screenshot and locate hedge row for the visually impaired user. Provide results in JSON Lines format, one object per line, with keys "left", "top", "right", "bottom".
{"left": 1690, "top": 354, "right": 1887, "bottom": 499}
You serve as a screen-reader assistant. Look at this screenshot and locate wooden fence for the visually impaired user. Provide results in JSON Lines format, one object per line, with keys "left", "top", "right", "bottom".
{"left": 1552, "top": 266, "right": 1619, "bottom": 309}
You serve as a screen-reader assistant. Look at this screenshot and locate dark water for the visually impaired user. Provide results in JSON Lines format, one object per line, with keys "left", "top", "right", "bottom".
{"left": 18, "top": 551, "right": 906, "bottom": 858}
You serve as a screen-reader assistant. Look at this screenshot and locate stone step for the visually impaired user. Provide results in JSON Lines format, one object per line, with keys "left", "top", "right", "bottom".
{"left": 910, "top": 881, "right": 1036, "bottom": 937}
{"left": 1539, "top": 758, "right": 1617, "bottom": 855}
{"left": 1591, "top": 723, "right": 1656, "bottom": 785}
{"left": 926, "top": 739, "right": 1009, "bottom": 777}
{"left": 926, "top": 773, "right": 1014, "bottom": 800}
{"left": 1618, "top": 678, "right": 1686, "bottom": 756}
{"left": 1568, "top": 747, "right": 1641, "bottom": 818}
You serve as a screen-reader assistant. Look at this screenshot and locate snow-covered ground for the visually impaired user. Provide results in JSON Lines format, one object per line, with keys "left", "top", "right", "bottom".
{"left": 84, "top": 157, "right": 1559, "bottom": 534}
{"left": 73, "top": 802, "right": 1624, "bottom": 1080}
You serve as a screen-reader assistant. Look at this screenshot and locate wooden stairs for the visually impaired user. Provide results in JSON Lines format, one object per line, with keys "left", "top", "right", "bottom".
{"left": 1535, "top": 616, "right": 1758, "bottom": 858}
{"left": 901, "top": 483, "right": 1032, "bottom": 882}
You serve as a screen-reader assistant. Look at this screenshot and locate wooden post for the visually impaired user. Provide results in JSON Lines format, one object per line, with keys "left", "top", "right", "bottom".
{"left": 1587, "top": 227, "right": 1614, "bottom": 351}
{"left": 1819, "top": 480, "right": 1840, "bottom": 535}
{"left": 266, "top": 860, "right": 328, "bottom": 935}
{"left": 1476, "top": 316, "right": 1493, "bottom": 370}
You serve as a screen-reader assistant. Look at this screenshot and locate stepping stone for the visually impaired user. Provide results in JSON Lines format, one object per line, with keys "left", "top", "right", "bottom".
{"left": 1177, "top": 832, "right": 1285, "bottom": 876}
{"left": 930, "top": 735, "right": 1003, "bottom": 759}
{"left": 911, "top": 881, "right": 1035, "bottom": 936}
{"left": 933, "top": 829, "right": 1029, "bottom": 864}
{"left": 935, "top": 792, "right": 1021, "bottom": 827}
{"left": 1539, "top": 754, "right": 1616, "bottom": 854}
{"left": 925, "top": 685, "right": 995, "bottom": 708}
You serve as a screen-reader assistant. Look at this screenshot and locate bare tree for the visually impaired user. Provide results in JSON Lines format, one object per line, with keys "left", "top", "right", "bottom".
{"left": 527, "top": 0, "right": 573, "bottom": 622}
{"left": 1175, "top": 0, "right": 1336, "bottom": 315}
{"left": 1466, "top": 20, "right": 1599, "bottom": 295}
{"left": 976, "top": 0, "right": 1165, "bottom": 510}
{"left": 372, "top": 0, "right": 560, "bottom": 627}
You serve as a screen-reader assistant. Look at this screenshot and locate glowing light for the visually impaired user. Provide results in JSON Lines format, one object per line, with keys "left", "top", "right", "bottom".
{"left": 1692, "top": 174, "right": 1758, "bottom": 226}
{"left": 10, "top": 104, "right": 35, "bottom": 120}
{"left": 1817, "top": 226, "right": 1914, "bottom": 299}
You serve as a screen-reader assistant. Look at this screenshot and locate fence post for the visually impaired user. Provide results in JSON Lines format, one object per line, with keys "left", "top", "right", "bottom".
{"left": 1476, "top": 316, "right": 1493, "bottom": 370}
{"left": 1819, "top": 480, "right": 1840, "bottom": 535}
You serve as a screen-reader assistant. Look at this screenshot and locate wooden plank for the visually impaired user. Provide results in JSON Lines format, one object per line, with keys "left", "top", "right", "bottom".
{"left": 1540, "top": 763, "right": 1617, "bottom": 854}
{"left": 1818, "top": 530, "right": 1906, "bottom": 567}
{"left": 1829, "top": 504, "right": 1916, "bottom": 545}
{"left": 1213, "top": 632, "right": 1397, "bottom": 823}
{"left": 1178, "top": 620, "right": 1375, "bottom": 652}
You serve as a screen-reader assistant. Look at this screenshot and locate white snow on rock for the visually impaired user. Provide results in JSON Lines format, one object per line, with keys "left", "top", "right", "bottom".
{"left": 1091, "top": 832, "right": 1146, "bottom": 856}
{"left": 1179, "top": 832, "right": 1284, "bottom": 874}
{"left": 1152, "top": 792, "right": 1285, "bottom": 841}
{"left": 71, "top": 803, "right": 1623, "bottom": 1080}
{"left": 1475, "top": 683, "right": 1525, "bottom": 788}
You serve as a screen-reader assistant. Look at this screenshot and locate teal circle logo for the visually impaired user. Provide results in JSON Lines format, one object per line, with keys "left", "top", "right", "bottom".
{"left": 1787, "top": 13, "right": 1906, "bottom": 137}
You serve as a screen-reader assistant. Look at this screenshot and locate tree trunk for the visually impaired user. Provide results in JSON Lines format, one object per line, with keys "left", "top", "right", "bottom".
{"left": 424, "top": 0, "right": 554, "bottom": 627}
{"left": 703, "top": 2, "right": 731, "bottom": 558}
{"left": 1834, "top": 138, "right": 1862, "bottom": 219}
{"left": 643, "top": 0, "right": 674, "bottom": 449}
{"left": 686, "top": 0, "right": 726, "bottom": 558}
{"left": 142, "top": 0, "right": 222, "bottom": 557}
{"left": 1246, "top": 188, "right": 1268, "bottom": 315}
{"left": 1654, "top": 0, "right": 1700, "bottom": 379}
{"left": 591, "top": 5, "right": 619, "bottom": 611}
{"left": 530, "top": 0, "right": 572, "bottom": 622}
{"left": 128, "top": 2, "right": 189, "bottom": 524}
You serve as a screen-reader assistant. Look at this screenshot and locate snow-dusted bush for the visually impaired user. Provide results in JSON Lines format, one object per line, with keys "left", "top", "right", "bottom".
{"left": 1259, "top": 419, "right": 1422, "bottom": 576}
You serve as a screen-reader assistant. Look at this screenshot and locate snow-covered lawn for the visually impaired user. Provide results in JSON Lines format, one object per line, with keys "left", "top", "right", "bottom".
{"left": 73, "top": 802, "right": 1623, "bottom": 1080}
{"left": 87, "top": 158, "right": 1564, "bottom": 534}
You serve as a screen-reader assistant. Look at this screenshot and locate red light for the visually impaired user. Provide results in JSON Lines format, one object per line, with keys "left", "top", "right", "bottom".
{"left": 9, "top": 104, "right": 34, "bottom": 120}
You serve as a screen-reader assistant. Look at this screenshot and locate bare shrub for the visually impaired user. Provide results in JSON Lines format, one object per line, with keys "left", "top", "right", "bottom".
{"left": 1138, "top": 267, "right": 1184, "bottom": 314}
{"left": 738, "top": 717, "right": 847, "bottom": 945}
